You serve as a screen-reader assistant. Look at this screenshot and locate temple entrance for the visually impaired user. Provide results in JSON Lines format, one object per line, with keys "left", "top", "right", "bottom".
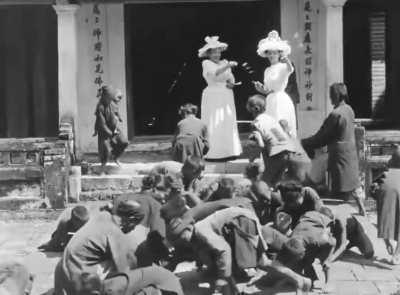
{"left": 125, "top": 1, "right": 280, "bottom": 137}
{"left": 343, "top": 0, "right": 400, "bottom": 127}
{"left": 0, "top": 6, "right": 59, "bottom": 138}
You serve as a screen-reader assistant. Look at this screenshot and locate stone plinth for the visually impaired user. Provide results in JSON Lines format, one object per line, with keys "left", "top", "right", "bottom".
{"left": 0, "top": 138, "right": 70, "bottom": 210}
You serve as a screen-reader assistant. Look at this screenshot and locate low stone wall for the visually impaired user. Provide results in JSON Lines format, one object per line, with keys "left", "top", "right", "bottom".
{"left": 0, "top": 138, "right": 70, "bottom": 210}
{"left": 355, "top": 128, "right": 400, "bottom": 198}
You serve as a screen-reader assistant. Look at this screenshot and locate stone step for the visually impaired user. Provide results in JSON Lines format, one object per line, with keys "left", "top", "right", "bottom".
{"left": 81, "top": 175, "right": 136, "bottom": 192}
{"left": 0, "top": 196, "right": 45, "bottom": 211}
{"left": 82, "top": 135, "right": 259, "bottom": 164}
{"left": 80, "top": 173, "right": 246, "bottom": 201}
{"left": 86, "top": 158, "right": 250, "bottom": 176}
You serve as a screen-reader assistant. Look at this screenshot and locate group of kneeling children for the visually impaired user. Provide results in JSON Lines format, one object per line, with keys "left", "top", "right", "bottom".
{"left": 33, "top": 155, "right": 375, "bottom": 295}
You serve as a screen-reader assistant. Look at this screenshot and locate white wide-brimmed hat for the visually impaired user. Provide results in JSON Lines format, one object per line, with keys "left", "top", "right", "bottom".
{"left": 198, "top": 36, "right": 228, "bottom": 58}
{"left": 257, "top": 30, "right": 291, "bottom": 58}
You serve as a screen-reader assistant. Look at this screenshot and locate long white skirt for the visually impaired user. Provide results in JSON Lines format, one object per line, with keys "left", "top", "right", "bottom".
{"left": 201, "top": 85, "right": 242, "bottom": 159}
{"left": 265, "top": 91, "right": 297, "bottom": 137}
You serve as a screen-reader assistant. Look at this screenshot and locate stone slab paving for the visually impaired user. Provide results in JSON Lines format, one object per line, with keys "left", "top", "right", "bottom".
{"left": 1, "top": 206, "right": 400, "bottom": 295}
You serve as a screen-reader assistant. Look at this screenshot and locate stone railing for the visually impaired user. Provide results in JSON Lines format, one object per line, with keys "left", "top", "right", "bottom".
{"left": 355, "top": 125, "right": 400, "bottom": 197}
{"left": 0, "top": 138, "right": 70, "bottom": 210}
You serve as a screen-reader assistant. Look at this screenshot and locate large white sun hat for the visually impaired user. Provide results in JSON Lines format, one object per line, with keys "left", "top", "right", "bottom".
{"left": 198, "top": 36, "right": 228, "bottom": 58}
{"left": 257, "top": 30, "right": 291, "bottom": 58}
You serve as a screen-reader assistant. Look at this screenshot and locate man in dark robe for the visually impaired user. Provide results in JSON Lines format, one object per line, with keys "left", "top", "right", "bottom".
{"left": 301, "top": 83, "right": 366, "bottom": 216}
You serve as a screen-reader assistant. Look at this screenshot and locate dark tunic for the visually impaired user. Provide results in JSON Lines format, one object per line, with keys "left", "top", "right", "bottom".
{"left": 301, "top": 101, "right": 360, "bottom": 193}
{"left": 95, "top": 101, "right": 128, "bottom": 165}
{"left": 172, "top": 115, "right": 209, "bottom": 163}
{"left": 373, "top": 169, "right": 400, "bottom": 241}
{"left": 54, "top": 212, "right": 135, "bottom": 295}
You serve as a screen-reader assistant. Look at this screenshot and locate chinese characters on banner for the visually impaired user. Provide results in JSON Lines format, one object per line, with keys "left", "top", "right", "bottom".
{"left": 93, "top": 3, "right": 104, "bottom": 98}
{"left": 302, "top": 0, "right": 317, "bottom": 109}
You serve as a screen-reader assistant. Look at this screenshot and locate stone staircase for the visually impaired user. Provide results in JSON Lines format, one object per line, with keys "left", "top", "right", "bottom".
{"left": 79, "top": 159, "right": 251, "bottom": 201}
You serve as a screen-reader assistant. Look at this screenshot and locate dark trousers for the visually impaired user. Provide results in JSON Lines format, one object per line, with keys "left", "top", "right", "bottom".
{"left": 98, "top": 132, "right": 128, "bottom": 165}
{"left": 263, "top": 151, "right": 311, "bottom": 187}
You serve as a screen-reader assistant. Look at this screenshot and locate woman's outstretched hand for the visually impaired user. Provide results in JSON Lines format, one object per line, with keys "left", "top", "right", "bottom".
{"left": 228, "top": 61, "right": 238, "bottom": 67}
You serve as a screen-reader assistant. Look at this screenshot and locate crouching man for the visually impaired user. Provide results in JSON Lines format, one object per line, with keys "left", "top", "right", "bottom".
{"left": 167, "top": 207, "right": 311, "bottom": 294}
{"left": 54, "top": 199, "right": 145, "bottom": 295}
{"left": 276, "top": 210, "right": 336, "bottom": 292}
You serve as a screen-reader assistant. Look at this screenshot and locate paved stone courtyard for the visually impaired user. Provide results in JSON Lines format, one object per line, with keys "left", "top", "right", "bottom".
{"left": 1, "top": 203, "right": 400, "bottom": 295}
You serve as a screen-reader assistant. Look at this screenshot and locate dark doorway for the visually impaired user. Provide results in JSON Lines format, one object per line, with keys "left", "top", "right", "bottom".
{"left": 343, "top": 2, "right": 373, "bottom": 118}
{"left": 125, "top": 1, "right": 280, "bottom": 137}
{"left": 0, "top": 6, "right": 59, "bottom": 138}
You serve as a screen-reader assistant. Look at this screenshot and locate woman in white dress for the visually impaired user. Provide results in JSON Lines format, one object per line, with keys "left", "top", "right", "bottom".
{"left": 254, "top": 30, "right": 297, "bottom": 137}
{"left": 198, "top": 36, "right": 242, "bottom": 160}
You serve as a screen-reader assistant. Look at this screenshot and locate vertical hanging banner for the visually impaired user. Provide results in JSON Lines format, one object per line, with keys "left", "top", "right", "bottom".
{"left": 300, "top": 0, "right": 318, "bottom": 110}
{"left": 92, "top": 3, "right": 105, "bottom": 98}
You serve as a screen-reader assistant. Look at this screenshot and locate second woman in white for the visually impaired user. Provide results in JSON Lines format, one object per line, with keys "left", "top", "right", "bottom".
{"left": 254, "top": 30, "right": 297, "bottom": 137}
{"left": 198, "top": 36, "right": 242, "bottom": 160}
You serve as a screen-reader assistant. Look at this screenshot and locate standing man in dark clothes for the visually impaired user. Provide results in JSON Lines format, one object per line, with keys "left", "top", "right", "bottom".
{"left": 94, "top": 85, "right": 129, "bottom": 174}
{"left": 38, "top": 205, "right": 89, "bottom": 252}
{"left": 54, "top": 200, "right": 145, "bottom": 295}
{"left": 301, "top": 83, "right": 366, "bottom": 216}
